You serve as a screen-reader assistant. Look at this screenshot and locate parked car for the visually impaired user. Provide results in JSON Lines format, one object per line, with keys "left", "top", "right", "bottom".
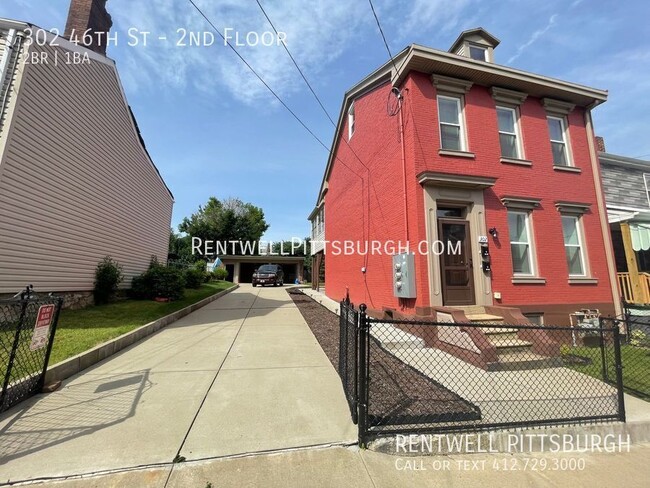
{"left": 252, "top": 264, "right": 284, "bottom": 287}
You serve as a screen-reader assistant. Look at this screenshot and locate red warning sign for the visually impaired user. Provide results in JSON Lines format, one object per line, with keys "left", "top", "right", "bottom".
{"left": 30, "top": 304, "right": 55, "bottom": 351}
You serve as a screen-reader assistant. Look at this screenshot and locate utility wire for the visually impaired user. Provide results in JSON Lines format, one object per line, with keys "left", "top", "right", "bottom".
{"left": 253, "top": 0, "right": 370, "bottom": 173}
{"left": 254, "top": 0, "right": 336, "bottom": 127}
{"left": 367, "top": 0, "right": 398, "bottom": 73}
{"left": 186, "top": 0, "right": 363, "bottom": 179}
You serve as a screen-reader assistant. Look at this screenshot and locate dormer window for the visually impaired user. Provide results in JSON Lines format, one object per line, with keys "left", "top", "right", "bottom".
{"left": 469, "top": 45, "right": 487, "bottom": 61}
{"left": 448, "top": 28, "right": 499, "bottom": 63}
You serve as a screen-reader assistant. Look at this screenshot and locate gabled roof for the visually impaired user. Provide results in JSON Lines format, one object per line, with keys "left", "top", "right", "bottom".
{"left": 448, "top": 27, "right": 500, "bottom": 53}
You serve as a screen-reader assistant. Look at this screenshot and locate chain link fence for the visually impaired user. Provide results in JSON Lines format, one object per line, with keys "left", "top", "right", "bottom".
{"left": 340, "top": 301, "right": 627, "bottom": 445}
{"left": 1, "top": 287, "right": 63, "bottom": 412}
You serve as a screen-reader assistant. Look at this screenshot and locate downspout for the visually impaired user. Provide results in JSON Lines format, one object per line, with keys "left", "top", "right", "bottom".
{"left": 584, "top": 103, "right": 623, "bottom": 317}
{"left": 397, "top": 90, "right": 409, "bottom": 243}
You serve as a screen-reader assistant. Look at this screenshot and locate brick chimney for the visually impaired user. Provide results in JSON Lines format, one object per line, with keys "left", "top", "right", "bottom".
{"left": 64, "top": 0, "right": 113, "bottom": 55}
{"left": 595, "top": 136, "right": 606, "bottom": 152}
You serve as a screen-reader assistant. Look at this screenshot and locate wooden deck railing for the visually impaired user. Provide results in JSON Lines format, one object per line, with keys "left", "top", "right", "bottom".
{"left": 617, "top": 272, "right": 650, "bottom": 304}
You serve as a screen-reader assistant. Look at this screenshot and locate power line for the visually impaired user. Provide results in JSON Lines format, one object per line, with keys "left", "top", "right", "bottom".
{"left": 254, "top": 0, "right": 336, "bottom": 128}
{"left": 367, "top": 0, "right": 398, "bottom": 73}
{"left": 186, "top": 0, "right": 364, "bottom": 179}
{"left": 253, "top": 0, "right": 370, "bottom": 173}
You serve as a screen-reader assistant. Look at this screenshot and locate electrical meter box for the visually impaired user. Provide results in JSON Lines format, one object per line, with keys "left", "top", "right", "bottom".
{"left": 392, "top": 253, "right": 416, "bottom": 298}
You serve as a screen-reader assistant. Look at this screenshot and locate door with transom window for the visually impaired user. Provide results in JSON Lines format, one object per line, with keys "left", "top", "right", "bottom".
{"left": 437, "top": 208, "right": 475, "bottom": 306}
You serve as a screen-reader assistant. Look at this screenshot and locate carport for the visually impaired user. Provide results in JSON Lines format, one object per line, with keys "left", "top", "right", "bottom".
{"left": 219, "top": 255, "right": 305, "bottom": 284}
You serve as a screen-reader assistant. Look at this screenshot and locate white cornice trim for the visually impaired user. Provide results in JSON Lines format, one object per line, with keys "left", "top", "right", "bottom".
{"left": 542, "top": 97, "right": 575, "bottom": 116}
{"left": 432, "top": 74, "right": 473, "bottom": 94}
{"left": 491, "top": 86, "right": 527, "bottom": 105}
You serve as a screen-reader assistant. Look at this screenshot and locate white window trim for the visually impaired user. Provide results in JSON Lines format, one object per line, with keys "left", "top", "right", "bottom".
{"left": 509, "top": 211, "right": 536, "bottom": 277}
{"left": 548, "top": 115, "right": 573, "bottom": 167}
{"left": 644, "top": 174, "right": 650, "bottom": 207}
{"left": 562, "top": 215, "right": 587, "bottom": 277}
{"left": 437, "top": 94, "right": 467, "bottom": 152}
{"left": 348, "top": 102, "right": 355, "bottom": 140}
{"left": 496, "top": 106, "right": 523, "bottom": 159}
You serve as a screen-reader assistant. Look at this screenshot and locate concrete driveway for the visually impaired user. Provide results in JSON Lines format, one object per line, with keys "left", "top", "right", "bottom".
{"left": 0, "top": 285, "right": 356, "bottom": 484}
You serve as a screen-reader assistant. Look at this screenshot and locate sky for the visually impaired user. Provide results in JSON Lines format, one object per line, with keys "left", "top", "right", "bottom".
{"left": 2, "top": 0, "right": 649, "bottom": 242}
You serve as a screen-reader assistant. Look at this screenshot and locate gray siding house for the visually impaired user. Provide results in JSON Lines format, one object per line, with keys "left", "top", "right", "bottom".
{"left": 599, "top": 140, "right": 650, "bottom": 304}
{"left": 0, "top": 3, "right": 173, "bottom": 304}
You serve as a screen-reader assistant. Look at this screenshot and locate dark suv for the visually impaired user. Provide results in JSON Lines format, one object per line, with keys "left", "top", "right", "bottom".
{"left": 252, "top": 264, "right": 284, "bottom": 287}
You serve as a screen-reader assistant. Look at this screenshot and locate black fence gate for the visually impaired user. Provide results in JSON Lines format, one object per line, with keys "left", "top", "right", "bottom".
{"left": 340, "top": 300, "right": 627, "bottom": 446}
{"left": 0, "top": 287, "right": 63, "bottom": 413}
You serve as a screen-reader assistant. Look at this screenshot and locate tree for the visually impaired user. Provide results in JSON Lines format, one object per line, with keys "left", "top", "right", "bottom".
{"left": 271, "top": 237, "right": 312, "bottom": 277}
{"left": 178, "top": 197, "right": 269, "bottom": 256}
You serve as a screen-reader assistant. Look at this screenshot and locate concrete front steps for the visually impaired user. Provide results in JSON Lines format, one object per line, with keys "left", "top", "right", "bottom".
{"left": 459, "top": 307, "right": 561, "bottom": 371}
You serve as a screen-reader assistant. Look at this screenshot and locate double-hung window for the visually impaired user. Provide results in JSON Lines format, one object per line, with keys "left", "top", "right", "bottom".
{"left": 496, "top": 106, "right": 521, "bottom": 159}
{"left": 438, "top": 95, "right": 465, "bottom": 151}
{"left": 508, "top": 211, "right": 535, "bottom": 275}
{"left": 561, "top": 215, "right": 586, "bottom": 276}
{"left": 547, "top": 116, "right": 570, "bottom": 166}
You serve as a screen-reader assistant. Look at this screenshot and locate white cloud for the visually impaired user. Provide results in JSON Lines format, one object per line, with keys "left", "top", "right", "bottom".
{"left": 507, "top": 13, "right": 558, "bottom": 64}
{"left": 392, "top": 0, "right": 477, "bottom": 40}
{"left": 109, "top": 0, "right": 367, "bottom": 104}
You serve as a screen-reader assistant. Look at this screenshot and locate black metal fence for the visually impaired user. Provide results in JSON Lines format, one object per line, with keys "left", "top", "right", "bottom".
{"left": 0, "top": 287, "right": 63, "bottom": 412}
{"left": 339, "top": 300, "right": 628, "bottom": 445}
{"left": 338, "top": 297, "right": 358, "bottom": 423}
{"left": 616, "top": 302, "right": 650, "bottom": 400}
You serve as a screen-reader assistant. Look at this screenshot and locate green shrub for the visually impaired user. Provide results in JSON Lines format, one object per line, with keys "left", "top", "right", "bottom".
{"left": 94, "top": 256, "right": 124, "bottom": 305}
{"left": 213, "top": 267, "right": 229, "bottom": 281}
{"left": 184, "top": 266, "right": 206, "bottom": 289}
{"left": 129, "top": 259, "right": 185, "bottom": 301}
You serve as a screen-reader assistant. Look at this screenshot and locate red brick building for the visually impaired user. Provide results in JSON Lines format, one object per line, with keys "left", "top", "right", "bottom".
{"left": 309, "top": 29, "right": 619, "bottom": 324}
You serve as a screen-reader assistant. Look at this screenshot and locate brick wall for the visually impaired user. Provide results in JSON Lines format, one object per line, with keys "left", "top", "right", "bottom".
{"left": 324, "top": 71, "right": 616, "bottom": 318}
{"left": 64, "top": 0, "right": 113, "bottom": 55}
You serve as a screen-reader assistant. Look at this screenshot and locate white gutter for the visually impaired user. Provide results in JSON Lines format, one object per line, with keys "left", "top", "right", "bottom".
{"left": 0, "top": 29, "right": 16, "bottom": 94}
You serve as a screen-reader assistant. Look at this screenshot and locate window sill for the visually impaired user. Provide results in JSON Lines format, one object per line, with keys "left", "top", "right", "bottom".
{"left": 439, "top": 149, "right": 476, "bottom": 159}
{"left": 553, "top": 165, "right": 581, "bottom": 173}
{"left": 568, "top": 277, "right": 598, "bottom": 285}
{"left": 512, "top": 276, "right": 546, "bottom": 284}
{"left": 500, "top": 157, "right": 532, "bottom": 166}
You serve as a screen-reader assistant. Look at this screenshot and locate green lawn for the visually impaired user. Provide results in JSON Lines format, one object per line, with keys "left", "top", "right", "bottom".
{"left": 565, "top": 345, "right": 650, "bottom": 400}
{"left": 49, "top": 281, "right": 233, "bottom": 365}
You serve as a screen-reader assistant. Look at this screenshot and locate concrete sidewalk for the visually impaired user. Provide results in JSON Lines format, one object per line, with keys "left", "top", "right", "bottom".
{"left": 0, "top": 285, "right": 356, "bottom": 485}
{"left": 30, "top": 443, "right": 650, "bottom": 488}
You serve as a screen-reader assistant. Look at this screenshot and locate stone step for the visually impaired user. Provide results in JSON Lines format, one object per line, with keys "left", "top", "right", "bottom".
{"left": 465, "top": 313, "right": 504, "bottom": 324}
{"left": 488, "top": 354, "right": 563, "bottom": 371}
{"left": 491, "top": 339, "right": 533, "bottom": 355}
{"left": 480, "top": 327, "right": 519, "bottom": 335}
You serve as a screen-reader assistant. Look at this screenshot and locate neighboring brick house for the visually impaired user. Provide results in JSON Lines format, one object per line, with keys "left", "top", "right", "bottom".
{"left": 309, "top": 28, "right": 619, "bottom": 324}
{"left": 598, "top": 140, "right": 650, "bottom": 304}
{"left": 0, "top": 0, "right": 173, "bottom": 306}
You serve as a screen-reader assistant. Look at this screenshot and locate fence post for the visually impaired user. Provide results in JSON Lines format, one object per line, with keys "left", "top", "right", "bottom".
{"left": 357, "top": 303, "right": 369, "bottom": 447}
{"left": 598, "top": 317, "right": 608, "bottom": 382}
{"left": 612, "top": 325, "right": 626, "bottom": 422}
{"left": 0, "top": 293, "right": 29, "bottom": 408}
{"left": 339, "top": 300, "right": 346, "bottom": 377}
{"left": 37, "top": 296, "right": 63, "bottom": 391}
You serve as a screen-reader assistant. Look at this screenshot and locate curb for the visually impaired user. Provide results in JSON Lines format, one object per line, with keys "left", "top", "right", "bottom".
{"left": 44, "top": 284, "right": 239, "bottom": 384}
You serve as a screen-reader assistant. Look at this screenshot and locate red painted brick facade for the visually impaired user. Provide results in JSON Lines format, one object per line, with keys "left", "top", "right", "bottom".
{"left": 323, "top": 70, "right": 616, "bottom": 322}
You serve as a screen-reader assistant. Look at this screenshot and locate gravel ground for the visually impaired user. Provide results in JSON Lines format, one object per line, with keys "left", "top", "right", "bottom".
{"left": 289, "top": 290, "right": 480, "bottom": 427}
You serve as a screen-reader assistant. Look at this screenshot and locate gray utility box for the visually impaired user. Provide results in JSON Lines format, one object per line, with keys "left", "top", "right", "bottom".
{"left": 393, "top": 253, "right": 416, "bottom": 298}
